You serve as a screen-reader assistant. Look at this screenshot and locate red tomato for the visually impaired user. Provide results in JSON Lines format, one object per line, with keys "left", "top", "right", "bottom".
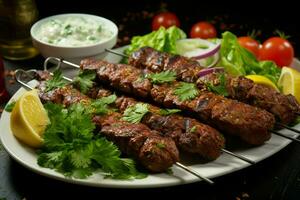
{"left": 259, "top": 37, "right": 294, "bottom": 67}
{"left": 190, "top": 22, "right": 217, "bottom": 39}
{"left": 238, "top": 36, "right": 260, "bottom": 58}
{"left": 152, "top": 12, "right": 180, "bottom": 30}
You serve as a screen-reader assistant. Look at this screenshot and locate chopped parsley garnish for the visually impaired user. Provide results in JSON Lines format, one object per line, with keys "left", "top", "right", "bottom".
{"left": 145, "top": 70, "right": 177, "bottom": 84}
{"left": 174, "top": 82, "right": 199, "bottom": 101}
{"left": 38, "top": 102, "right": 146, "bottom": 180}
{"left": 122, "top": 103, "right": 149, "bottom": 124}
{"left": 45, "top": 69, "right": 67, "bottom": 92}
{"left": 156, "top": 143, "right": 166, "bottom": 149}
{"left": 4, "top": 101, "right": 16, "bottom": 112}
{"left": 159, "top": 108, "right": 181, "bottom": 116}
{"left": 90, "top": 94, "right": 117, "bottom": 115}
{"left": 73, "top": 70, "right": 96, "bottom": 94}
{"left": 189, "top": 126, "right": 197, "bottom": 133}
{"left": 206, "top": 73, "right": 229, "bottom": 97}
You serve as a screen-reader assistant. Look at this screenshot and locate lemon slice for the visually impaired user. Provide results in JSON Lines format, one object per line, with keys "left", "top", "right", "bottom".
{"left": 246, "top": 75, "right": 279, "bottom": 92}
{"left": 278, "top": 67, "right": 300, "bottom": 103}
{"left": 10, "top": 89, "right": 49, "bottom": 148}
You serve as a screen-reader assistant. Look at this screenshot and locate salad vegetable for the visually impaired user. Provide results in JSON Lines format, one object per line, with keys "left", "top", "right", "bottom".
{"left": 124, "top": 26, "right": 186, "bottom": 57}
{"left": 220, "top": 31, "right": 281, "bottom": 84}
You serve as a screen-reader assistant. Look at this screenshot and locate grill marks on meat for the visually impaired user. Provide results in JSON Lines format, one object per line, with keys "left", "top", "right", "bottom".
{"left": 227, "top": 76, "right": 300, "bottom": 124}
{"left": 94, "top": 114, "right": 179, "bottom": 172}
{"left": 92, "top": 88, "right": 225, "bottom": 160}
{"left": 81, "top": 60, "right": 275, "bottom": 145}
{"left": 35, "top": 79, "right": 179, "bottom": 173}
{"left": 129, "top": 47, "right": 300, "bottom": 124}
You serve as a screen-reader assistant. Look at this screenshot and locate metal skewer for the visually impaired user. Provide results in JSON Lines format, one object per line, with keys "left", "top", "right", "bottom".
{"left": 271, "top": 130, "right": 300, "bottom": 143}
{"left": 221, "top": 149, "right": 255, "bottom": 164}
{"left": 105, "top": 48, "right": 129, "bottom": 58}
{"left": 15, "top": 69, "right": 215, "bottom": 185}
{"left": 276, "top": 122, "right": 300, "bottom": 134}
{"left": 175, "top": 162, "right": 214, "bottom": 185}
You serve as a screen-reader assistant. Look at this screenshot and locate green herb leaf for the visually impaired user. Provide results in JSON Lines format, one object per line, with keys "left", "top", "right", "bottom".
{"left": 206, "top": 73, "right": 229, "bottom": 97}
{"left": 145, "top": 70, "right": 177, "bottom": 84}
{"left": 174, "top": 82, "right": 199, "bottom": 101}
{"left": 4, "top": 101, "right": 16, "bottom": 112}
{"left": 159, "top": 108, "right": 181, "bottom": 116}
{"left": 73, "top": 70, "right": 96, "bottom": 94}
{"left": 90, "top": 94, "right": 117, "bottom": 115}
{"left": 45, "top": 69, "right": 67, "bottom": 92}
{"left": 156, "top": 143, "right": 165, "bottom": 149}
{"left": 189, "top": 126, "right": 197, "bottom": 133}
{"left": 122, "top": 103, "right": 149, "bottom": 123}
{"left": 39, "top": 102, "right": 146, "bottom": 180}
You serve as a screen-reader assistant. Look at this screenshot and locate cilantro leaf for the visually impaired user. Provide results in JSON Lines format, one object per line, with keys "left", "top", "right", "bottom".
{"left": 159, "top": 108, "right": 181, "bottom": 116}
{"left": 45, "top": 69, "right": 67, "bottom": 92}
{"left": 4, "top": 101, "right": 16, "bottom": 112}
{"left": 90, "top": 94, "right": 117, "bottom": 115}
{"left": 174, "top": 82, "right": 199, "bottom": 101}
{"left": 145, "top": 70, "right": 177, "bottom": 84}
{"left": 122, "top": 103, "right": 149, "bottom": 123}
{"left": 73, "top": 70, "right": 96, "bottom": 94}
{"left": 206, "top": 73, "right": 229, "bottom": 97}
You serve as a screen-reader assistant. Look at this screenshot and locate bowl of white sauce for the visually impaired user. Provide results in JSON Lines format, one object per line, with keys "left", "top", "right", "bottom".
{"left": 31, "top": 13, "right": 118, "bottom": 63}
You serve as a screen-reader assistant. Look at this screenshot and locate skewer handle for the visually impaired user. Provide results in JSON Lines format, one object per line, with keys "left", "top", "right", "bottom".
{"left": 175, "top": 162, "right": 214, "bottom": 185}
{"left": 105, "top": 48, "right": 129, "bottom": 58}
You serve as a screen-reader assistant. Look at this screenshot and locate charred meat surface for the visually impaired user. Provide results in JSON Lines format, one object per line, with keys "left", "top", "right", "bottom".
{"left": 81, "top": 59, "right": 275, "bottom": 145}
{"left": 128, "top": 47, "right": 300, "bottom": 124}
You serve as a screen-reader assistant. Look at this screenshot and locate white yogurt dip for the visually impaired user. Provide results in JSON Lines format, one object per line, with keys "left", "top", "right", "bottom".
{"left": 35, "top": 16, "right": 113, "bottom": 47}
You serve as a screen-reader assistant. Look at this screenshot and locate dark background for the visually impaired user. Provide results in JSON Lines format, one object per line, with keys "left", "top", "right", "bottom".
{"left": 35, "top": 0, "right": 300, "bottom": 56}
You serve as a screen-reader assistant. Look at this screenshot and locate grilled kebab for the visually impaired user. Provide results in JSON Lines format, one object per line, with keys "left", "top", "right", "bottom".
{"left": 35, "top": 73, "right": 179, "bottom": 172}
{"left": 37, "top": 71, "right": 225, "bottom": 160}
{"left": 128, "top": 47, "right": 300, "bottom": 124}
{"left": 80, "top": 59, "right": 275, "bottom": 145}
{"left": 87, "top": 86, "right": 225, "bottom": 160}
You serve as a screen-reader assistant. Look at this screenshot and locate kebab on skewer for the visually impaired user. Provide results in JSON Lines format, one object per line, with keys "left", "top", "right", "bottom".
{"left": 78, "top": 59, "right": 275, "bottom": 145}
{"left": 15, "top": 69, "right": 217, "bottom": 184}
{"left": 107, "top": 47, "right": 300, "bottom": 125}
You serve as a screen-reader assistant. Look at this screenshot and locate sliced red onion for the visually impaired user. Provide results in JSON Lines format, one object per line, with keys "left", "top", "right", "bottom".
{"left": 191, "top": 43, "right": 221, "bottom": 60}
{"left": 198, "top": 67, "right": 224, "bottom": 77}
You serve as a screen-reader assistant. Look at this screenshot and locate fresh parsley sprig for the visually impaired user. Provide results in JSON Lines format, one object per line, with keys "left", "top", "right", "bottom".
{"left": 145, "top": 70, "right": 177, "bottom": 84}
{"left": 4, "top": 100, "right": 16, "bottom": 112}
{"left": 122, "top": 103, "right": 149, "bottom": 123}
{"left": 90, "top": 94, "right": 117, "bottom": 115}
{"left": 174, "top": 82, "right": 199, "bottom": 101}
{"left": 206, "top": 73, "right": 229, "bottom": 97}
{"left": 73, "top": 70, "right": 96, "bottom": 94}
{"left": 45, "top": 69, "right": 67, "bottom": 92}
{"left": 159, "top": 108, "right": 181, "bottom": 116}
{"left": 39, "top": 102, "right": 146, "bottom": 179}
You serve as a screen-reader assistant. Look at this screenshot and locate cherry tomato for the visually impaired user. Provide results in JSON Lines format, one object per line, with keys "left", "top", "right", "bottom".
{"left": 259, "top": 37, "right": 294, "bottom": 67}
{"left": 238, "top": 36, "right": 260, "bottom": 58}
{"left": 152, "top": 12, "right": 180, "bottom": 30}
{"left": 190, "top": 22, "right": 217, "bottom": 39}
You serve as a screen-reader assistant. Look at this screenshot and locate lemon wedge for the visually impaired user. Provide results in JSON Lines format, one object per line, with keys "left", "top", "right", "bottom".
{"left": 10, "top": 89, "right": 49, "bottom": 148}
{"left": 278, "top": 67, "right": 300, "bottom": 103}
{"left": 246, "top": 75, "right": 279, "bottom": 92}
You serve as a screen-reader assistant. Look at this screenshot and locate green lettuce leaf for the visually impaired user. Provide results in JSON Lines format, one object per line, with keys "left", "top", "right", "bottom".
{"left": 124, "top": 26, "right": 186, "bottom": 57}
{"left": 220, "top": 31, "right": 281, "bottom": 85}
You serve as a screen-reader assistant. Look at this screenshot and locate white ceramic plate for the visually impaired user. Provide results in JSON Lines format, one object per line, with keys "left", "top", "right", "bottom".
{"left": 1, "top": 49, "right": 300, "bottom": 188}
